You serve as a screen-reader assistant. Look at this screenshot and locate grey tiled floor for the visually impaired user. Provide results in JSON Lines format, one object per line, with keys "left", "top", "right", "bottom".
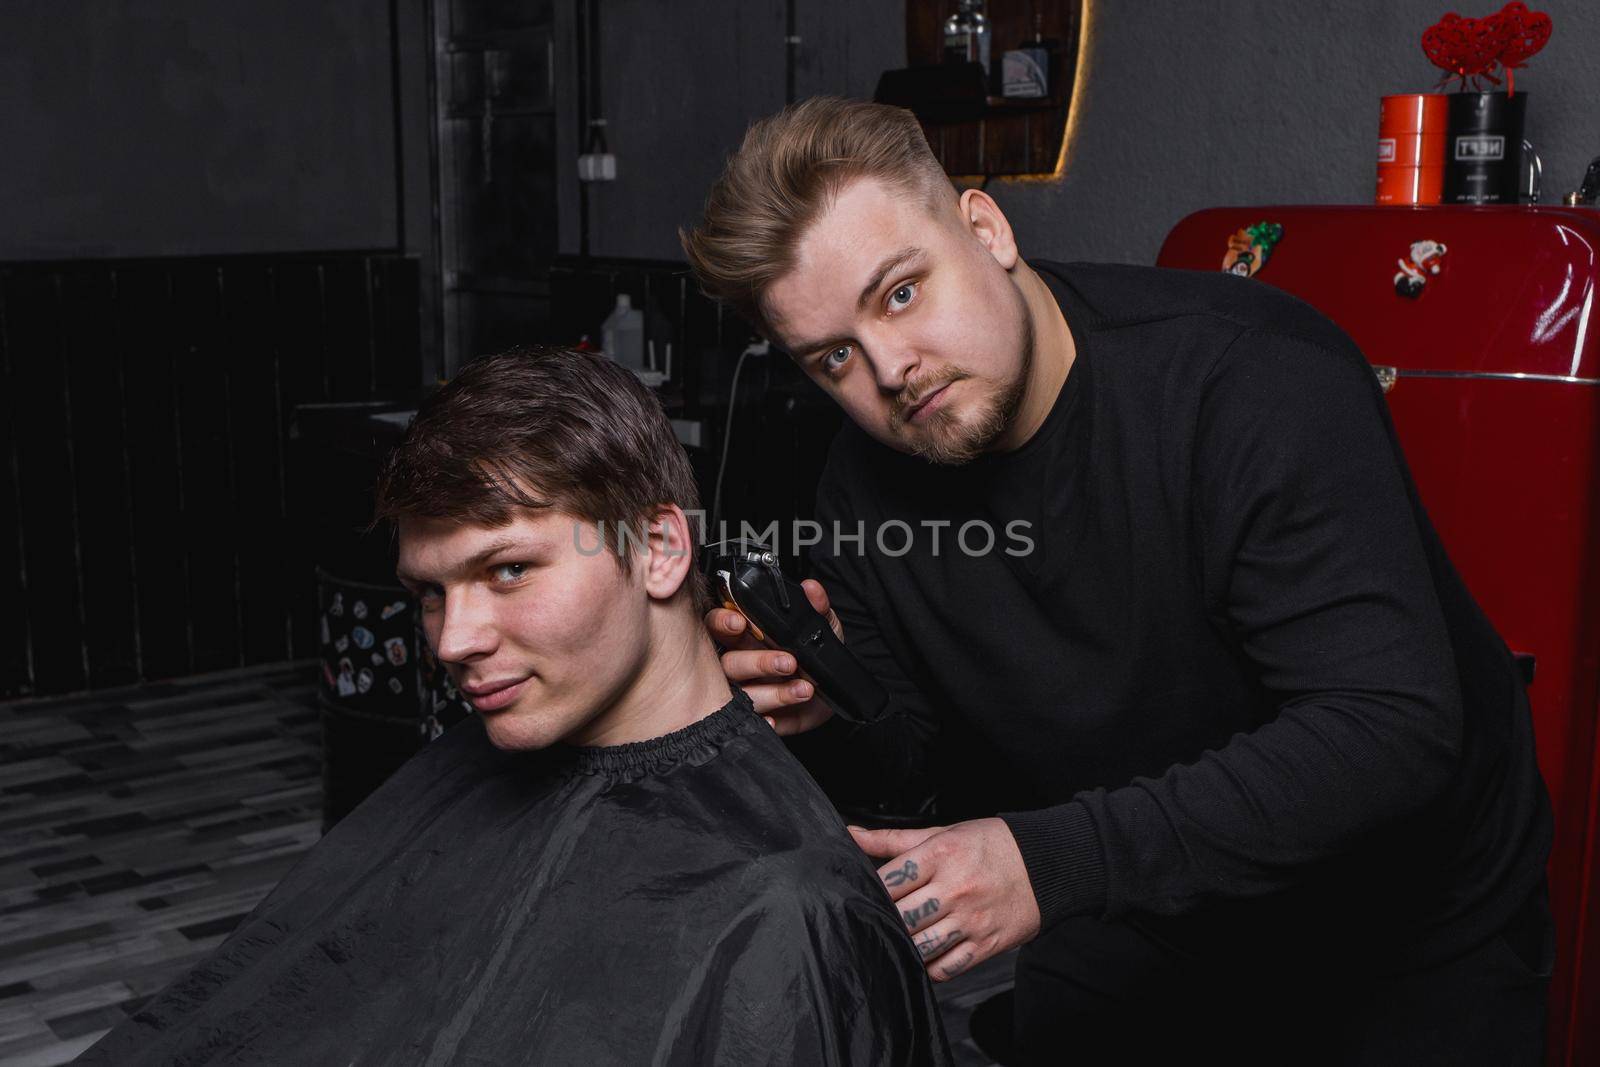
{"left": 0, "top": 664, "right": 1010, "bottom": 1066}
{"left": 0, "top": 664, "right": 323, "bottom": 1066}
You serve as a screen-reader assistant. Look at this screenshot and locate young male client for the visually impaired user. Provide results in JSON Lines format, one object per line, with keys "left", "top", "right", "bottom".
{"left": 76, "top": 347, "right": 951, "bottom": 1066}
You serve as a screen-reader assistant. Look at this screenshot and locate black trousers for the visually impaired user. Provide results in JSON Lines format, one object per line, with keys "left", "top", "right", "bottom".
{"left": 1013, "top": 883, "right": 1553, "bottom": 1066}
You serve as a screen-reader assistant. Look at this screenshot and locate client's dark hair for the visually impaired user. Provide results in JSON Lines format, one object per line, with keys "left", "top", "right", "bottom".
{"left": 374, "top": 345, "right": 709, "bottom": 614}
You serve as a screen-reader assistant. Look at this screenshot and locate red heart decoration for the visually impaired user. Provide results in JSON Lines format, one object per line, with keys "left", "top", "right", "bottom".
{"left": 1421, "top": 4, "right": 1552, "bottom": 95}
{"left": 1422, "top": 11, "right": 1513, "bottom": 83}
{"left": 1497, "top": 1, "right": 1551, "bottom": 92}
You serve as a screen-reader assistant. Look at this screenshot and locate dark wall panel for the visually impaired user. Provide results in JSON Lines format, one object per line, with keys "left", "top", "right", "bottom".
{"left": 274, "top": 261, "right": 339, "bottom": 666}
{"left": 555, "top": 0, "right": 906, "bottom": 260}
{"left": 0, "top": 285, "right": 31, "bottom": 692}
{"left": 0, "top": 2, "right": 399, "bottom": 260}
{"left": 323, "top": 262, "right": 379, "bottom": 403}
{"left": 0, "top": 253, "right": 421, "bottom": 699}
{"left": 223, "top": 263, "right": 293, "bottom": 669}
{"left": 374, "top": 260, "right": 425, "bottom": 397}
{"left": 577, "top": 0, "right": 788, "bottom": 262}
{"left": 172, "top": 264, "right": 242, "bottom": 675}
{"left": 62, "top": 269, "right": 141, "bottom": 689}
{"left": 6, "top": 272, "right": 88, "bottom": 694}
{"left": 118, "top": 265, "right": 191, "bottom": 683}
{"left": 274, "top": 264, "right": 335, "bottom": 412}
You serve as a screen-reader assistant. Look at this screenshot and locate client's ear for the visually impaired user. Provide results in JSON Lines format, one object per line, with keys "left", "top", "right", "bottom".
{"left": 641, "top": 504, "right": 696, "bottom": 602}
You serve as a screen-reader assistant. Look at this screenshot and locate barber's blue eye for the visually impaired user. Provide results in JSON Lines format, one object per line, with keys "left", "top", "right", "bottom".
{"left": 889, "top": 283, "right": 916, "bottom": 310}
{"left": 822, "top": 345, "right": 853, "bottom": 372}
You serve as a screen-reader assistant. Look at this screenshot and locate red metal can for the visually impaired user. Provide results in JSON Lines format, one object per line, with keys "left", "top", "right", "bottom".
{"left": 1377, "top": 94, "right": 1448, "bottom": 205}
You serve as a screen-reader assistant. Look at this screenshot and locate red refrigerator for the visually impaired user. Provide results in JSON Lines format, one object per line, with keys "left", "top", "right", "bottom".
{"left": 1158, "top": 205, "right": 1600, "bottom": 1065}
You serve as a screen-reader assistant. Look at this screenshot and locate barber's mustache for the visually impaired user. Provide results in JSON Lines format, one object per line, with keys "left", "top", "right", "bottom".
{"left": 893, "top": 370, "right": 966, "bottom": 424}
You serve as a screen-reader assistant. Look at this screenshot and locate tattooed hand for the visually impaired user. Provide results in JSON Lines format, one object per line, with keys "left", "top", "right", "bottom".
{"left": 848, "top": 818, "right": 1041, "bottom": 983}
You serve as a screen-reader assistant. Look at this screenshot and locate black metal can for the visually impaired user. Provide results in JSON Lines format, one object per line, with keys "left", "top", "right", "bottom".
{"left": 1444, "top": 91, "right": 1527, "bottom": 204}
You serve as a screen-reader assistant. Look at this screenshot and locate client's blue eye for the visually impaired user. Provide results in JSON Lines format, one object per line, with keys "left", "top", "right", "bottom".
{"left": 491, "top": 562, "right": 529, "bottom": 584}
{"left": 822, "top": 345, "right": 853, "bottom": 373}
{"left": 888, "top": 282, "right": 916, "bottom": 311}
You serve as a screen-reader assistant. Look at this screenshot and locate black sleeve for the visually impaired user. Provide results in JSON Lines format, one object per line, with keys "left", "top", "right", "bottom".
{"left": 791, "top": 439, "right": 941, "bottom": 815}
{"left": 1002, "top": 327, "right": 1464, "bottom": 926}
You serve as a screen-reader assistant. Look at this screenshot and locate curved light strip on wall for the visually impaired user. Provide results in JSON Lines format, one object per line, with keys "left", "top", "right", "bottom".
{"left": 1010, "top": 0, "right": 1093, "bottom": 183}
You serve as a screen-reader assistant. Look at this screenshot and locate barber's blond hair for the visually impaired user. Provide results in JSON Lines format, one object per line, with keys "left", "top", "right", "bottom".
{"left": 680, "top": 96, "right": 955, "bottom": 339}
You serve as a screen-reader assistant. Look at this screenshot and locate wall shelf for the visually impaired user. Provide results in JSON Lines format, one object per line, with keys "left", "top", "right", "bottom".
{"left": 904, "top": 1, "right": 1081, "bottom": 178}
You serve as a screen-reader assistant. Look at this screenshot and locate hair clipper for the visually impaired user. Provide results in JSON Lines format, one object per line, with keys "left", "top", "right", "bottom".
{"left": 705, "top": 544, "right": 890, "bottom": 725}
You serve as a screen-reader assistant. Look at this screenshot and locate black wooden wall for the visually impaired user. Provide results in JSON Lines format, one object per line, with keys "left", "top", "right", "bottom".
{"left": 0, "top": 254, "right": 421, "bottom": 699}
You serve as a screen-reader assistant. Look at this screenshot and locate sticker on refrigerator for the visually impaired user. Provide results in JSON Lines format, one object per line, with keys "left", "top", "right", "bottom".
{"left": 1221, "top": 222, "right": 1284, "bottom": 278}
{"left": 1394, "top": 239, "right": 1448, "bottom": 298}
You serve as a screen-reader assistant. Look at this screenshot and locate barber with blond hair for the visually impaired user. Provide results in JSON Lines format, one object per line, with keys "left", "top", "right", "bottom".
{"left": 684, "top": 97, "right": 1552, "bottom": 1064}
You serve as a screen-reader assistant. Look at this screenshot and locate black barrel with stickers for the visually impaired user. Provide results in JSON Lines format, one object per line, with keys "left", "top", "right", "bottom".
{"left": 293, "top": 401, "right": 474, "bottom": 830}
{"left": 315, "top": 570, "right": 472, "bottom": 827}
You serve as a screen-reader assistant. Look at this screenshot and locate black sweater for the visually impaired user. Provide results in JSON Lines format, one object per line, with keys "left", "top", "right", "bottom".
{"left": 807, "top": 261, "right": 1550, "bottom": 967}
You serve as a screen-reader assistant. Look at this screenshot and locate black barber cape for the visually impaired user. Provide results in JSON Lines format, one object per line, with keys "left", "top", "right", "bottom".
{"left": 76, "top": 690, "right": 952, "bottom": 1066}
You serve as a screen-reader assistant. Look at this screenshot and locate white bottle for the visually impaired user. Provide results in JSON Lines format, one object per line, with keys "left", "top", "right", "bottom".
{"left": 600, "top": 294, "right": 644, "bottom": 371}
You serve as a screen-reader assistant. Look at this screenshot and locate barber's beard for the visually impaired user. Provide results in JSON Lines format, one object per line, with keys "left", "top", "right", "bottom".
{"left": 906, "top": 305, "right": 1034, "bottom": 466}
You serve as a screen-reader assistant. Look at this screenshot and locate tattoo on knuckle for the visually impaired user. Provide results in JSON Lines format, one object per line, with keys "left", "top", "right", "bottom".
{"left": 883, "top": 859, "right": 919, "bottom": 888}
{"left": 913, "top": 927, "right": 962, "bottom": 959}
{"left": 939, "top": 950, "right": 976, "bottom": 981}
{"left": 901, "top": 897, "right": 941, "bottom": 928}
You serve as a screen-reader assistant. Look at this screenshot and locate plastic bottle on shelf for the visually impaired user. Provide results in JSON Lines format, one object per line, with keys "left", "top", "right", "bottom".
{"left": 600, "top": 294, "right": 644, "bottom": 371}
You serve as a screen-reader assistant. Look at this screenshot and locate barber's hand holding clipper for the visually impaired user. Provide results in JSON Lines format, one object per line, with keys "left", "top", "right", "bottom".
{"left": 707, "top": 571, "right": 1041, "bottom": 981}
{"left": 706, "top": 577, "right": 839, "bottom": 736}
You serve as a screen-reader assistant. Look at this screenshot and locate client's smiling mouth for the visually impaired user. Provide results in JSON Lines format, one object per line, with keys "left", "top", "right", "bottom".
{"left": 462, "top": 675, "right": 531, "bottom": 711}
